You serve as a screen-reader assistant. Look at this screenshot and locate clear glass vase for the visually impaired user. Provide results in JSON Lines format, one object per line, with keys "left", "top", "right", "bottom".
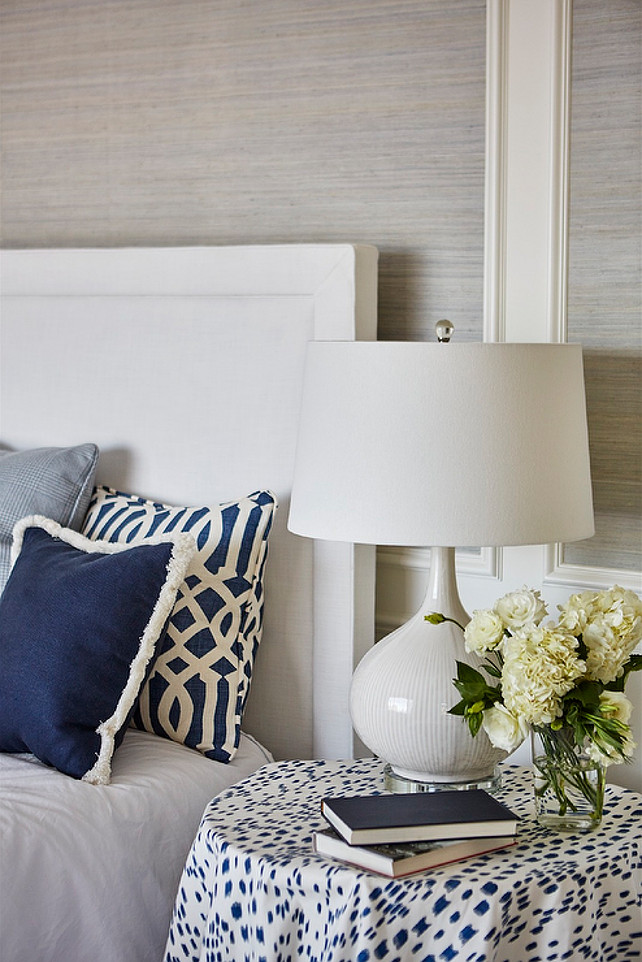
{"left": 531, "top": 725, "right": 605, "bottom": 832}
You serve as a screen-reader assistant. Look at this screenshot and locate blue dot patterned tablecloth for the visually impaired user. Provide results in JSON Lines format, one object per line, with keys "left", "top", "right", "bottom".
{"left": 165, "top": 759, "right": 642, "bottom": 962}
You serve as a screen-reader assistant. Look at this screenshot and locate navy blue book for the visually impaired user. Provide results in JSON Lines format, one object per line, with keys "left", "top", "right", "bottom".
{"left": 321, "top": 789, "right": 518, "bottom": 845}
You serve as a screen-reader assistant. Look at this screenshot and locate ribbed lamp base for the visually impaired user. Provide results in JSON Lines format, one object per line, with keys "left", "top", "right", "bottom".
{"left": 349, "top": 547, "right": 507, "bottom": 791}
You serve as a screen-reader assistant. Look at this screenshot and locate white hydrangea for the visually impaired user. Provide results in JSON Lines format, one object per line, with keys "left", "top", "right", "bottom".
{"left": 494, "top": 587, "right": 547, "bottom": 631}
{"left": 584, "top": 622, "right": 634, "bottom": 685}
{"left": 501, "top": 623, "right": 585, "bottom": 726}
{"left": 560, "top": 586, "right": 642, "bottom": 684}
{"left": 481, "top": 704, "right": 528, "bottom": 752}
{"left": 557, "top": 589, "right": 593, "bottom": 634}
{"left": 464, "top": 609, "right": 505, "bottom": 654}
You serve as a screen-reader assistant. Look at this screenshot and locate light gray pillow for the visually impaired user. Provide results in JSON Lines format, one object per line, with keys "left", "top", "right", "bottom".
{"left": 0, "top": 443, "right": 99, "bottom": 594}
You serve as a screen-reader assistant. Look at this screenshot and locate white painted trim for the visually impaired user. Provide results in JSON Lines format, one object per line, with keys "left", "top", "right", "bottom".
{"left": 484, "top": 0, "right": 573, "bottom": 341}
{"left": 499, "top": 0, "right": 570, "bottom": 344}
{"left": 481, "top": 0, "right": 508, "bottom": 587}
{"left": 545, "top": 544, "right": 642, "bottom": 593}
{"left": 484, "top": 0, "right": 509, "bottom": 343}
{"left": 377, "top": 546, "right": 501, "bottom": 580}
{"left": 541, "top": 4, "right": 641, "bottom": 589}
{"left": 547, "top": 0, "right": 573, "bottom": 343}
{"left": 545, "top": 0, "right": 576, "bottom": 573}
{"left": 375, "top": 545, "right": 502, "bottom": 641}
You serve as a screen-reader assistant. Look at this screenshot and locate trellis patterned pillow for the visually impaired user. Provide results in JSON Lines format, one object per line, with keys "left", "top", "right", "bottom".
{"left": 82, "top": 485, "right": 277, "bottom": 762}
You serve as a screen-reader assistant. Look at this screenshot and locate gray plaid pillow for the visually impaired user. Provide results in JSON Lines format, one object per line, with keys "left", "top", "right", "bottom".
{"left": 0, "top": 443, "right": 99, "bottom": 594}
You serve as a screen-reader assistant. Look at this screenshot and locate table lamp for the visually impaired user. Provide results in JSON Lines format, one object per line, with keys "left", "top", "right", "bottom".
{"left": 287, "top": 328, "right": 595, "bottom": 791}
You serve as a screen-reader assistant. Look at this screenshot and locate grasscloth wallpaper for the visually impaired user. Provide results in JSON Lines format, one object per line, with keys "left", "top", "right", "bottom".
{"left": 0, "top": 0, "right": 486, "bottom": 342}
{"left": 0, "top": 0, "right": 640, "bottom": 577}
{"left": 565, "top": 0, "right": 641, "bottom": 572}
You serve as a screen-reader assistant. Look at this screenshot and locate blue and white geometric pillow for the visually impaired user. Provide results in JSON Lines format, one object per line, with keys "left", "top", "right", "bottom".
{"left": 82, "top": 486, "right": 277, "bottom": 762}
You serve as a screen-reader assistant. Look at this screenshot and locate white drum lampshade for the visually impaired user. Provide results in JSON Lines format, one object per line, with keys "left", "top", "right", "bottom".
{"left": 288, "top": 340, "right": 594, "bottom": 789}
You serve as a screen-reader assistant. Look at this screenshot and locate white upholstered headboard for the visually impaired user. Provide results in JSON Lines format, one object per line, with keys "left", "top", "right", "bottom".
{"left": 0, "top": 244, "right": 378, "bottom": 761}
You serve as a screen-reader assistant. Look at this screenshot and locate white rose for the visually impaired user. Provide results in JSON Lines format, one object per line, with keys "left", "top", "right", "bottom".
{"left": 599, "top": 690, "right": 633, "bottom": 726}
{"left": 495, "top": 588, "right": 547, "bottom": 631}
{"left": 481, "top": 704, "right": 528, "bottom": 753}
{"left": 587, "top": 691, "right": 636, "bottom": 765}
{"left": 587, "top": 728, "right": 636, "bottom": 766}
{"left": 464, "top": 609, "right": 505, "bottom": 654}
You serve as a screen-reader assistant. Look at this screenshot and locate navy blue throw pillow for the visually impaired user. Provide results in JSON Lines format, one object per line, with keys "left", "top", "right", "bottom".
{"left": 0, "top": 517, "right": 195, "bottom": 782}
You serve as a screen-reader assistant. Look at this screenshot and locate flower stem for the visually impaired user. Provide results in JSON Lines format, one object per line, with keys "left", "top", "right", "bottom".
{"left": 424, "top": 612, "right": 466, "bottom": 631}
{"left": 532, "top": 725, "right": 605, "bottom": 823}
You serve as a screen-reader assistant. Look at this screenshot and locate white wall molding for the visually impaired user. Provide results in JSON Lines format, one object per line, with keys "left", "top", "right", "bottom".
{"left": 376, "top": 546, "right": 502, "bottom": 641}
{"left": 545, "top": 544, "right": 642, "bottom": 593}
{"left": 495, "top": 0, "right": 572, "bottom": 344}
{"left": 486, "top": 0, "right": 639, "bottom": 591}
{"left": 483, "top": 0, "right": 509, "bottom": 343}
{"left": 547, "top": 0, "right": 573, "bottom": 344}
{"left": 377, "top": 546, "right": 501, "bottom": 579}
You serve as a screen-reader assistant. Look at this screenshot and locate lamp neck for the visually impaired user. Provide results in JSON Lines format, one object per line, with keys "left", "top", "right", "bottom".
{"left": 422, "top": 546, "right": 469, "bottom": 625}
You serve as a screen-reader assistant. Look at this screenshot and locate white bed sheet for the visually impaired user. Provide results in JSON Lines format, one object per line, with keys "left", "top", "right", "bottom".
{"left": 0, "top": 729, "right": 272, "bottom": 962}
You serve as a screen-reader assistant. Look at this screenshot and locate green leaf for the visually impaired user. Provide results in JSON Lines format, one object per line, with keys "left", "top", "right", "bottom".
{"left": 448, "top": 699, "right": 467, "bottom": 717}
{"left": 452, "top": 662, "right": 488, "bottom": 702}
{"left": 484, "top": 663, "right": 502, "bottom": 679}
{"left": 455, "top": 661, "right": 486, "bottom": 686}
{"left": 450, "top": 660, "right": 502, "bottom": 728}
{"left": 563, "top": 680, "right": 601, "bottom": 710}
{"left": 606, "top": 654, "right": 642, "bottom": 692}
{"left": 576, "top": 634, "right": 589, "bottom": 663}
{"left": 452, "top": 680, "right": 485, "bottom": 703}
{"left": 627, "top": 653, "right": 642, "bottom": 672}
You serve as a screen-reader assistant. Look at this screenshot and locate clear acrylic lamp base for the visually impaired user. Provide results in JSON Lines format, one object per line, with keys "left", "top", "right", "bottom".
{"left": 349, "top": 547, "right": 507, "bottom": 793}
{"left": 383, "top": 764, "right": 502, "bottom": 794}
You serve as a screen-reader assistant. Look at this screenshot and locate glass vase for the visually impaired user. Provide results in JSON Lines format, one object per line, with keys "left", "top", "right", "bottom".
{"left": 531, "top": 725, "right": 605, "bottom": 832}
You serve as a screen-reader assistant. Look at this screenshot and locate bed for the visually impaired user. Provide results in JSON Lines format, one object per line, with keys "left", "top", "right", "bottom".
{"left": 0, "top": 244, "right": 378, "bottom": 962}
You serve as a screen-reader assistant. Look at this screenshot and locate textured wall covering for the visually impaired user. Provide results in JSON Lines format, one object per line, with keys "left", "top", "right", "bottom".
{"left": 0, "top": 0, "right": 486, "bottom": 342}
{"left": 565, "top": 0, "right": 641, "bottom": 571}
{"left": 2, "top": 0, "right": 639, "bottom": 579}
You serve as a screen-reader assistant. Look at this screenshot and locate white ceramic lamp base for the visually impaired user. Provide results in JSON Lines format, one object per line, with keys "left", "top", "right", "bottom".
{"left": 350, "top": 547, "right": 507, "bottom": 792}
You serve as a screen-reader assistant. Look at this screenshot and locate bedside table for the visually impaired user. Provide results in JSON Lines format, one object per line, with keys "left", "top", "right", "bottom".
{"left": 165, "top": 758, "right": 641, "bottom": 962}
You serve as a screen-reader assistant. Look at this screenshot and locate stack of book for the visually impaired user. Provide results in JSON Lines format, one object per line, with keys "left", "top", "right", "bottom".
{"left": 314, "top": 788, "right": 518, "bottom": 878}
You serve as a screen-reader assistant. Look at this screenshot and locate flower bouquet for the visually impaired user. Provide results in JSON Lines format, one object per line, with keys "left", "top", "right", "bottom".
{"left": 427, "top": 586, "right": 641, "bottom": 830}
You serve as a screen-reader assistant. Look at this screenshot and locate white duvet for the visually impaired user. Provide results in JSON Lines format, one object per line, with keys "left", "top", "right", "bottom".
{"left": 0, "top": 729, "right": 272, "bottom": 962}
